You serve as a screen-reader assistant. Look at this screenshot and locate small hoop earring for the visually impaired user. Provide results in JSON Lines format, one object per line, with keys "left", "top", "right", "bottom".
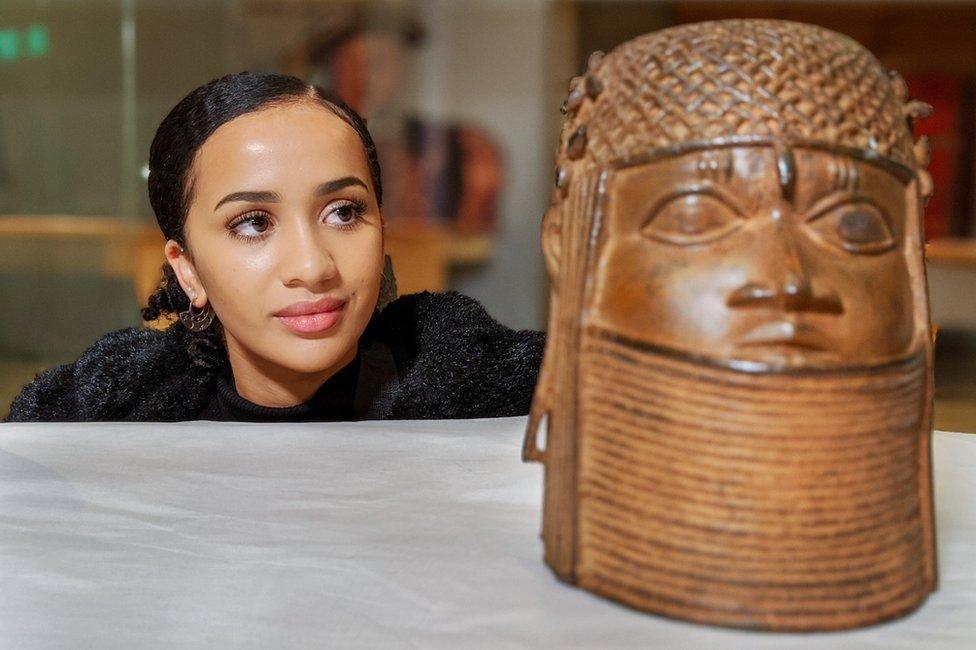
{"left": 179, "top": 302, "right": 216, "bottom": 332}
{"left": 377, "top": 254, "right": 398, "bottom": 311}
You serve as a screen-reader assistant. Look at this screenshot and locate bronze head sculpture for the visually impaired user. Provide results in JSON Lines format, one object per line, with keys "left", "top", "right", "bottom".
{"left": 523, "top": 19, "right": 936, "bottom": 631}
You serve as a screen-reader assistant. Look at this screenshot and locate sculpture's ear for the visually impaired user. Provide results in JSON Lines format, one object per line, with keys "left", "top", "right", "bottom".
{"left": 526, "top": 200, "right": 562, "bottom": 464}
{"left": 902, "top": 174, "right": 939, "bottom": 594}
{"left": 541, "top": 202, "right": 562, "bottom": 285}
{"left": 903, "top": 177, "right": 933, "bottom": 351}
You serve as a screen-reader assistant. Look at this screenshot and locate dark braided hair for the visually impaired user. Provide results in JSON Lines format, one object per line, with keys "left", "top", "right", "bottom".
{"left": 141, "top": 71, "right": 382, "bottom": 368}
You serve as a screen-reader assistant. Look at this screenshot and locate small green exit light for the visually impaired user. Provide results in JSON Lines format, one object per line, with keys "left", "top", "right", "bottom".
{"left": 0, "top": 25, "right": 49, "bottom": 62}
{"left": 0, "top": 29, "right": 19, "bottom": 61}
{"left": 25, "top": 24, "right": 49, "bottom": 58}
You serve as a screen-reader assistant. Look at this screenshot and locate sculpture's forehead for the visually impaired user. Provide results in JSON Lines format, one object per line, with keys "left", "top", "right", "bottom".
{"left": 558, "top": 19, "right": 917, "bottom": 174}
{"left": 605, "top": 145, "right": 911, "bottom": 196}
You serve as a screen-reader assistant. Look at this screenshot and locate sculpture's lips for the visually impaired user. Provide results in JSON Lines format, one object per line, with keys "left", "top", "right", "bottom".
{"left": 736, "top": 320, "right": 833, "bottom": 351}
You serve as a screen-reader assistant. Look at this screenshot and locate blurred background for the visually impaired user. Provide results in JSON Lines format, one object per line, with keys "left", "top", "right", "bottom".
{"left": 1, "top": 0, "right": 974, "bottom": 431}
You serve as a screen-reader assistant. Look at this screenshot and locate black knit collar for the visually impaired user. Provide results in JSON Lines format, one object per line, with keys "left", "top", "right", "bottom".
{"left": 186, "top": 306, "right": 402, "bottom": 422}
{"left": 207, "top": 350, "right": 361, "bottom": 422}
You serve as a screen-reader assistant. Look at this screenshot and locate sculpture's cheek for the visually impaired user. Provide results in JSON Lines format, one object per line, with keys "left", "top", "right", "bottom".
{"left": 588, "top": 235, "right": 747, "bottom": 358}
{"left": 814, "top": 251, "right": 917, "bottom": 361}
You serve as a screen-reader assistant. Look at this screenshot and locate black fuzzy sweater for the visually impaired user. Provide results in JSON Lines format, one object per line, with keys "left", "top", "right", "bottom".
{"left": 4, "top": 291, "right": 546, "bottom": 422}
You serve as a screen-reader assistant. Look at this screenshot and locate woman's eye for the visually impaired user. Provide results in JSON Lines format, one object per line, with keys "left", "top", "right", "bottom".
{"left": 807, "top": 202, "right": 895, "bottom": 254}
{"left": 323, "top": 199, "right": 367, "bottom": 228}
{"left": 230, "top": 213, "right": 271, "bottom": 238}
{"left": 641, "top": 193, "right": 741, "bottom": 245}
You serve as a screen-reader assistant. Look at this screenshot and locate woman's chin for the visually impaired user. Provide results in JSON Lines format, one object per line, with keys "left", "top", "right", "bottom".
{"left": 272, "top": 353, "right": 345, "bottom": 376}
{"left": 263, "top": 337, "right": 357, "bottom": 375}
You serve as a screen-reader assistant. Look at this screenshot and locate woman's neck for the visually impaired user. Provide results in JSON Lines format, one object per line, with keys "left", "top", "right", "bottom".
{"left": 222, "top": 339, "right": 358, "bottom": 408}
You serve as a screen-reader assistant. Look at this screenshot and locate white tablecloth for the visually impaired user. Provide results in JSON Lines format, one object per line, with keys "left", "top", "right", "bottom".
{"left": 0, "top": 417, "right": 973, "bottom": 649}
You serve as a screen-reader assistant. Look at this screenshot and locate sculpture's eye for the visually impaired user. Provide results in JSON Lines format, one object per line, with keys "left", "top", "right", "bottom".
{"left": 807, "top": 201, "right": 895, "bottom": 254}
{"left": 641, "top": 192, "right": 742, "bottom": 245}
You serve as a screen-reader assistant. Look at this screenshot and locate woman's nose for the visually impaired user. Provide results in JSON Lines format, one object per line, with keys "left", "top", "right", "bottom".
{"left": 280, "top": 226, "right": 338, "bottom": 289}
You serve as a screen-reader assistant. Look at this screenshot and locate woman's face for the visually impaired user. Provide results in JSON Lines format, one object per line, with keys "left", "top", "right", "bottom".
{"left": 167, "top": 100, "right": 384, "bottom": 377}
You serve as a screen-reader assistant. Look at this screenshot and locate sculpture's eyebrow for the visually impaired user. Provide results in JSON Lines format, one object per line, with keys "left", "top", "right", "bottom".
{"left": 695, "top": 150, "right": 733, "bottom": 181}
{"left": 773, "top": 141, "right": 796, "bottom": 203}
{"left": 213, "top": 177, "right": 368, "bottom": 211}
{"left": 830, "top": 155, "right": 859, "bottom": 192}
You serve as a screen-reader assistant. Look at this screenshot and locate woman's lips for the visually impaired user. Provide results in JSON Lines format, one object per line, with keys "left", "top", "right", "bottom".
{"left": 275, "top": 302, "right": 346, "bottom": 334}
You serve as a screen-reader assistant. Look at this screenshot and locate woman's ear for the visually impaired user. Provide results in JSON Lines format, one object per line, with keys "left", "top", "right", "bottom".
{"left": 163, "top": 239, "right": 208, "bottom": 308}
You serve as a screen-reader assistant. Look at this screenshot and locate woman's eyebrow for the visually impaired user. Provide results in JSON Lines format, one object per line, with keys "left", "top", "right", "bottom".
{"left": 214, "top": 190, "right": 281, "bottom": 211}
{"left": 212, "top": 177, "right": 367, "bottom": 211}
{"left": 314, "top": 176, "right": 368, "bottom": 196}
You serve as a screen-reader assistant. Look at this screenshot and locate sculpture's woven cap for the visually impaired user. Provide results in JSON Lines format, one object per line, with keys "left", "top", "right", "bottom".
{"left": 563, "top": 19, "right": 918, "bottom": 170}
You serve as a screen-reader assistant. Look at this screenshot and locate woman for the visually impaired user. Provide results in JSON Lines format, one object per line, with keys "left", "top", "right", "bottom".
{"left": 4, "top": 72, "right": 544, "bottom": 422}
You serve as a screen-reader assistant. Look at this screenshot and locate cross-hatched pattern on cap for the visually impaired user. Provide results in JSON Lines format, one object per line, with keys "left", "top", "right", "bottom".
{"left": 567, "top": 20, "right": 916, "bottom": 169}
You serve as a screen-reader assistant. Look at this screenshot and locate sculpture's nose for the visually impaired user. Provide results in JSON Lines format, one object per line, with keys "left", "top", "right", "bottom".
{"left": 782, "top": 272, "right": 814, "bottom": 311}
{"left": 726, "top": 277, "right": 844, "bottom": 315}
{"left": 725, "top": 208, "right": 843, "bottom": 315}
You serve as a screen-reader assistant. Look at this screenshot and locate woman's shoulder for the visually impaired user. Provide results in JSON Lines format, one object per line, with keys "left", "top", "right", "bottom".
{"left": 369, "top": 290, "right": 546, "bottom": 357}
{"left": 373, "top": 289, "right": 540, "bottom": 335}
{"left": 4, "top": 323, "right": 211, "bottom": 422}
{"left": 368, "top": 291, "right": 547, "bottom": 419}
